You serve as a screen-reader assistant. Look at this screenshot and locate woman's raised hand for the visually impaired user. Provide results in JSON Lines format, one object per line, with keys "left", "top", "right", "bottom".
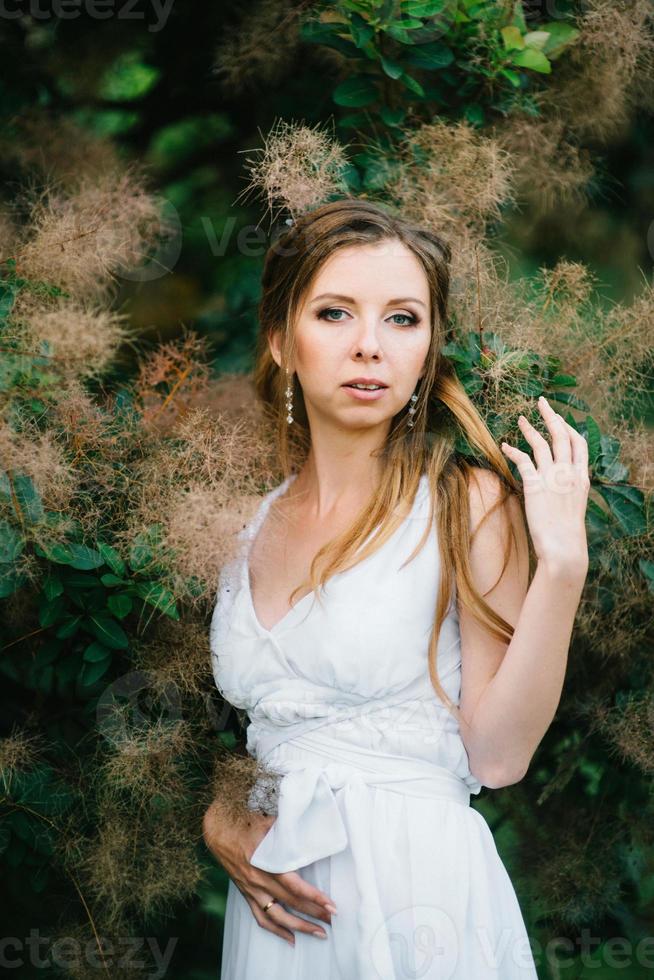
{"left": 501, "top": 395, "right": 590, "bottom": 575}
{"left": 202, "top": 801, "right": 337, "bottom": 947}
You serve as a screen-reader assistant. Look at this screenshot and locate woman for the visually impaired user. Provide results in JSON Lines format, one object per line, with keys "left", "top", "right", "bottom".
{"left": 204, "top": 198, "right": 590, "bottom": 979}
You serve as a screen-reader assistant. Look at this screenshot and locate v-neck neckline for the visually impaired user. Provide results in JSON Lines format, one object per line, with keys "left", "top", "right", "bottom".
{"left": 241, "top": 474, "right": 307, "bottom": 636}
{"left": 241, "top": 473, "right": 428, "bottom": 638}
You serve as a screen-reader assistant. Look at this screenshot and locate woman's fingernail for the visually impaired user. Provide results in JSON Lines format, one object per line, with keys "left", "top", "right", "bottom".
{"left": 313, "top": 931, "right": 328, "bottom": 939}
{"left": 325, "top": 903, "right": 338, "bottom": 914}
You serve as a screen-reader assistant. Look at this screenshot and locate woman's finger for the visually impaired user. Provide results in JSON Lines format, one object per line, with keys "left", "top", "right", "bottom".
{"left": 265, "top": 896, "right": 329, "bottom": 939}
{"left": 536, "top": 396, "right": 572, "bottom": 465}
{"left": 516, "top": 413, "right": 552, "bottom": 471}
{"left": 501, "top": 440, "right": 538, "bottom": 489}
{"left": 276, "top": 870, "right": 338, "bottom": 921}
{"left": 561, "top": 417, "right": 590, "bottom": 473}
{"left": 241, "top": 890, "right": 296, "bottom": 947}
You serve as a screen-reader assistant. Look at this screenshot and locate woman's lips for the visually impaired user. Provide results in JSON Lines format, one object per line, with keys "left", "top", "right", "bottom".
{"left": 341, "top": 385, "right": 388, "bottom": 401}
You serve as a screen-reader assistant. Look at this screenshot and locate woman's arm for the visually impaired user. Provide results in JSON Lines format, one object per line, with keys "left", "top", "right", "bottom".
{"left": 458, "top": 396, "right": 590, "bottom": 789}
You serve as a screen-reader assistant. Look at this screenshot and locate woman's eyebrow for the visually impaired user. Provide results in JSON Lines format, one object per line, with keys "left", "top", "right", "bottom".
{"left": 309, "top": 293, "right": 426, "bottom": 309}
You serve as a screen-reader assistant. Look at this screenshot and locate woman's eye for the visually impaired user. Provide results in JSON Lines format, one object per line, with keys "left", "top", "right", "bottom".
{"left": 389, "top": 313, "right": 418, "bottom": 326}
{"left": 317, "top": 308, "right": 347, "bottom": 322}
{"left": 316, "top": 308, "right": 418, "bottom": 326}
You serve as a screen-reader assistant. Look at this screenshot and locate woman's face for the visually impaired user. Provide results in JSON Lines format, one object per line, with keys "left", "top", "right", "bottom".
{"left": 271, "top": 239, "right": 432, "bottom": 435}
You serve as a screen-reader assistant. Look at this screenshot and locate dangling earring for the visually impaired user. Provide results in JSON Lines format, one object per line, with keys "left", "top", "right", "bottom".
{"left": 407, "top": 389, "right": 419, "bottom": 427}
{"left": 285, "top": 370, "right": 294, "bottom": 424}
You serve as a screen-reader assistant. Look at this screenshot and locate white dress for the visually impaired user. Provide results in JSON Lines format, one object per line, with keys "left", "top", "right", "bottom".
{"left": 210, "top": 473, "right": 538, "bottom": 979}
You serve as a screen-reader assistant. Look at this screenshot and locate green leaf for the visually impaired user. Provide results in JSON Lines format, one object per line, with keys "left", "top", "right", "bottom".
{"left": 388, "top": 16, "right": 424, "bottom": 30}
{"left": 301, "top": 19, "right": 361, "bottom": 57}
{"left": 401, "top": 0, "right": 448, "bottom": 14}
{"left": 362, "top": 157, "right": 397, "bottom": 190}
{"left": 0, "top": 281, "right": 18, "bottom": 318}
{"left": 337, "top": 111, "right": 372, "bottom": 132}
{"left": 550, "top": 373, "right": 577, "bottom": 386}
{"left": 399, "top": 71, "right": 425, "bottom": 96}
{"left": 514, "top": 378, "right": 544, "bottom": 397}
{"left": 97, "top": 540, "right": 127, "bottom": 576}
{"left": 128, "top": 526, "right": 165, "bottom": 572}
{"left": 538, "top": 21, "right": 580, "bottom": 59}
{"left": 42, "top": 576, "right": 64, "bottom": 600}
{"left": 55, "top": 615, "right": 82, "bottom": 639}
{"left": 379, "top": 105, "right": 407, "bottom": 127}
{"left": 596, "top": 485, "right": 646, "bottom": 537}
{"left": 380, "top": 55, "right": 404, "bottom": 79}
{"left": 107, "top": 593, "right": 133, "bottom": 618}
{"left": 464, "top": 103, "right": 484, "bottom": 126}
{"left": 83, "top": 641, "right": 112, "bottom": 662}
{"left": 501, "top": 25, "right": 524, "bottom": 51}
{"left": 595, "top": 433, "right": 629, "bottom": 480}
{"left": 600, "top": 459, "right": 629, "bottom": 482}
{"left": 585, "top": 416, "right": 602, "bottom": 467}
{"left": 333, "top": 76, "right": 379, "bottom": 107}
{"left": 12, "top": 473, "right": 45, "bottom": 523}
{"left": 383, "top": 23, "right": 413, "bottom": 43}
{"left": 511, "top": 47, "right": 552, "bottom": 73}
{"left": 86, "top": 613, "right": 129, "bottom": 650}
{"left": 61, "top": 574, "right": 100, "bottom": 593}
{"left": 404, "top": 41, "right": 453, "bottom": 70}
{"left": 100, "top": 572, "right": 127, "bottom": 587}
{"left": 508, "top": 1, "right": 527, "bottom": 31}
{"left": 499, "top": 67, "right": 522, "bottom": 87}
{"left": 80, "top": 656, "right": 112, "bottom": 686}
{"left": 0, "top": 520, "right": 23, "bottom": 563}
{"left": 39, "top": 596, "right": 66, "bottom": 628}
{"left": 38, "top": 541, "right": 75, "bottom": 565}
{"left": 132, "top": 581, "right": 180, "bottom": 620}
{"left": 523, "top": 30, "right": 550, "bottom": 50}
{"left": 0, "top": 564, "right": 29, "bottom": 597}
{"left": 350, "top": 12, "right": 374, "bottom": 48}
{"left": 98, "top": 51, "right": 160, "bottom": 101}
{"left": 586, "top": 498, "right": 610, "bottom": 535}
{"left": 549, "top": 390, "right": 589, "bottom": 411}
{"left": 67, "top": 543, "right": 104, "bottom": 571}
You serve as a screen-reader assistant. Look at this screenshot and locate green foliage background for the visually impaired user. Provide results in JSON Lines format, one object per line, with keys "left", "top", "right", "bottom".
{"left": 0, "top": 1, "right": 653, "bottom": 978}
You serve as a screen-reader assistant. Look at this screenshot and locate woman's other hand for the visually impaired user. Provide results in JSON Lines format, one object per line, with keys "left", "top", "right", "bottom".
{"left": 501, "top": 395, "right": 590, "bottom": 576}
{"left": 202, "top": 800, "right": 337, "bottom": 947}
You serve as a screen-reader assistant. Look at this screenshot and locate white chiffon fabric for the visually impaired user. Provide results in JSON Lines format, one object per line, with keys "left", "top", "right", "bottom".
{"left": 210, "top": 473, "right": 538, "bottom": 979}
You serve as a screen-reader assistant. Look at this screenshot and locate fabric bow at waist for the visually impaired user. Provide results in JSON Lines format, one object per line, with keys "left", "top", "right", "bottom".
{"left": 248, "top": 730, "right": 472, "bottom": 979}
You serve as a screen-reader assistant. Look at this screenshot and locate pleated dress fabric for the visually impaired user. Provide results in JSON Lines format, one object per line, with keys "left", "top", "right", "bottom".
{"left": 209, "top": 473, "right": 538, "bottom": 979}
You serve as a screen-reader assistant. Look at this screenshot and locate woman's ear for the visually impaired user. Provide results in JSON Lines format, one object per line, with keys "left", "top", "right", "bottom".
{"left": 267, "top": 328, "right": 282, "bottom": 369}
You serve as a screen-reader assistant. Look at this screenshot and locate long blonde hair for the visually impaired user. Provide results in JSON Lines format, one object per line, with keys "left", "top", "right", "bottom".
{"left": 253, "top": 198, "right": 533, "bottom": 716}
